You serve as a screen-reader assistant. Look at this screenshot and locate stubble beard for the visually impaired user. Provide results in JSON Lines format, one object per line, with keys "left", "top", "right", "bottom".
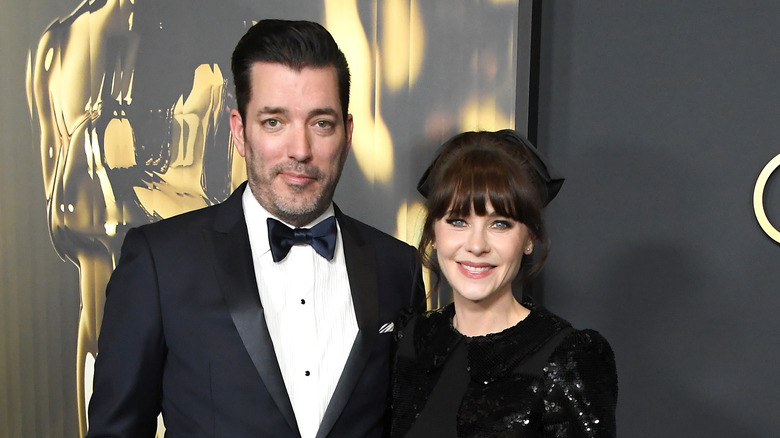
{"left": 248, "top": 159, "right": 345, "bottom": 227}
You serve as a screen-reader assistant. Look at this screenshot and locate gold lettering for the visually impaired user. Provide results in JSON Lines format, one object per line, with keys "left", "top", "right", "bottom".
{"left": 753, "top": 153, "right": 780, "bottom": 243}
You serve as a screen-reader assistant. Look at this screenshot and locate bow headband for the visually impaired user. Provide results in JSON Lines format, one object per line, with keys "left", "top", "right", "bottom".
{"left": 416, "top": 129, "right": 565, "bottom": 207}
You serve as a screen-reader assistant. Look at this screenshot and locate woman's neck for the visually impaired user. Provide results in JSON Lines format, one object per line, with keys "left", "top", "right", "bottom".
{"left": 452, "top": 293, "right": 530, "bottom": 337}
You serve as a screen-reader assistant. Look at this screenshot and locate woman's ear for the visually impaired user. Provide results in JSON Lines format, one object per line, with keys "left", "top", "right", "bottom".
{"left": 523, "top": 237, "right": 535, "bottom": 255}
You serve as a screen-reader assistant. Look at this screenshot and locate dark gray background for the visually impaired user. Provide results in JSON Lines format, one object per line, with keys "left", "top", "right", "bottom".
{"left": 536, "top": 2, "right": 780, "bottom": 436}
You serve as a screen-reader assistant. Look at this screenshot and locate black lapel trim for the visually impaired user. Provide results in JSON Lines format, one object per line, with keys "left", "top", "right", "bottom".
{"left": 203, "top": 183, "right": 298, "bottom": 433}
{"left": 316, "top": 207, "right": 379, "bottom": 438}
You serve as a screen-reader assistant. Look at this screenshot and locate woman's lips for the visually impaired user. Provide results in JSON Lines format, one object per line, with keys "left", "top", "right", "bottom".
{"left": 457, "top": 261, "right": 494, "bottom": 279}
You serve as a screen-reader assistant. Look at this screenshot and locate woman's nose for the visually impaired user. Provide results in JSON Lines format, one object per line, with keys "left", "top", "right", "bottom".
{"left": 465, "top": 228, "right": 489, "bottom": 255}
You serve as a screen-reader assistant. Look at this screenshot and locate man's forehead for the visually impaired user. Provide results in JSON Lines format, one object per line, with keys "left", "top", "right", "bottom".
{"left": 249, "top": 61, "right": 338, "bottom": 81}
{"left": 247, "top": 62, "right": 342, "bottom": 110}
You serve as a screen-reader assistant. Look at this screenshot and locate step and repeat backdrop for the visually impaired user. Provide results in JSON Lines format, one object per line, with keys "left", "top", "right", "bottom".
{"left": 1, "top": 1, "right": 533, "bottom": 436}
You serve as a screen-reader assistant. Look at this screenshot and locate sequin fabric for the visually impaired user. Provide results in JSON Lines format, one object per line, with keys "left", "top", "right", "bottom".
{"left": 390, "top": 303, "right": 618, "bottom": 437}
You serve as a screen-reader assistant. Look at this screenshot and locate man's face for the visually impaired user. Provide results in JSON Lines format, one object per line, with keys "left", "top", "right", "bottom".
{"left": 230, "top": 62, "right": 352, "bottom": 226}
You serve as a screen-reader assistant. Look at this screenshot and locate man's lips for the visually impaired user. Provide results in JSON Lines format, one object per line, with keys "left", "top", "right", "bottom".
{"left": 457, "top": 261, "right": 495, "bottom": 279}
{"left": 279, "top": 172, "right": 316, "bottom": 186}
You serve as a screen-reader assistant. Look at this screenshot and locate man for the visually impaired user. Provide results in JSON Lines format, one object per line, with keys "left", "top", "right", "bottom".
{"left": 87, "top": 19, "right": 425, "bottom": 437}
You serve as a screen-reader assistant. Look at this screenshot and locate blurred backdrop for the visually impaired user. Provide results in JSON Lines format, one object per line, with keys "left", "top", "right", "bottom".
{"left": 2, "top": 0, "right": 531, "bottom": 436}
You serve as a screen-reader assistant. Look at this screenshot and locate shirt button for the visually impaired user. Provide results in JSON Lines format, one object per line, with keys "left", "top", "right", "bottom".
{"left": 305, "top": 370, "right": 311, "bottom": 376}
{"left": 301, "top": 299, "right": 306, "bottom": 305}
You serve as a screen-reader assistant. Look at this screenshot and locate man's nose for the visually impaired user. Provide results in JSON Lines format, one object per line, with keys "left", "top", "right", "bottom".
{"left": 287, "top": 126, "right": 313, "bottom": 162}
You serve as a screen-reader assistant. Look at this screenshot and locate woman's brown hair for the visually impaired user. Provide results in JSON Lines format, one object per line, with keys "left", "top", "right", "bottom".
{"left": 417, "top": 131, "right": 557, "bottom": 293}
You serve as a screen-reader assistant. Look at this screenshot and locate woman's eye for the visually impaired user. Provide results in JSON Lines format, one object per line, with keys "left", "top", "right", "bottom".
{"left": 445, "top": 218, "right": 467, "bottom": 227}
{"left": 491, "top": 220, "right": 513, "bottom": 229}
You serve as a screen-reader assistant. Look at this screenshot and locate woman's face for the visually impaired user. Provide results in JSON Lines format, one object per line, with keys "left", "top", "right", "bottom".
{"left": 434, "top": 201, "right": 534, "bottom": 306}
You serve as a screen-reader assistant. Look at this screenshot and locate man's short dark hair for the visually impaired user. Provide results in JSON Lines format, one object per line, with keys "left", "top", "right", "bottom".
{"left": 231, "top": 19, "right": 351, "bottom": 123}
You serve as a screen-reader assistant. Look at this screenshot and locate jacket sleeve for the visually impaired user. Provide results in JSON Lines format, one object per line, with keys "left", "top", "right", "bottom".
{"left": 86, "top": 227, "right": 165, "bottom": 437}
{"left": 541, "top": 329, "right": 618, "bottom": 438}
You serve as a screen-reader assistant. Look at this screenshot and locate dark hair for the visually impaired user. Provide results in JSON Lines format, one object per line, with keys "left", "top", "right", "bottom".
{"left": 231, "top": 19, "right": 351, "bottom": 123}
{"left": 418, "top": 131, "right": 551, "bottom": 292}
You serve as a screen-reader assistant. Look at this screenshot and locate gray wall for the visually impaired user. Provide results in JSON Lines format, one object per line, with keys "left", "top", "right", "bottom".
{"left": 537, "top": 2, "right": 780, "bottom": 436}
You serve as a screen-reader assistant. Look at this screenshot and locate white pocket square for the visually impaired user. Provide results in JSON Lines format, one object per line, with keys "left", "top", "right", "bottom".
{"left": 378, "top": 322, "right": 394, "bottom": 333}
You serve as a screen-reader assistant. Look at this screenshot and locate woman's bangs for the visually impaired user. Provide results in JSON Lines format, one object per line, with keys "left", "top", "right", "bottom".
{"left": 438, "top": 158, "right": 519, "bottom": 219}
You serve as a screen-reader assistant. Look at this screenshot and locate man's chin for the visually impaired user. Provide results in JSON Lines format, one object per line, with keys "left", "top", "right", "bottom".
{"left": 273, "top": 195, "right": 329, "bottom": 222}
{"left": 254, "top": 180, "right": 333, "bottom": 223}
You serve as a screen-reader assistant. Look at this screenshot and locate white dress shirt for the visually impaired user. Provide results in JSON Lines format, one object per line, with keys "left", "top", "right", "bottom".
{"left": 242, "top": 188, "right": 358, "bottom": 438}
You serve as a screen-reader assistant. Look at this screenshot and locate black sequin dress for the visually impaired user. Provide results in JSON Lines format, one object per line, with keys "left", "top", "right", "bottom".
{"left": 390, "top": 302, "right": 617, "bottom": 437}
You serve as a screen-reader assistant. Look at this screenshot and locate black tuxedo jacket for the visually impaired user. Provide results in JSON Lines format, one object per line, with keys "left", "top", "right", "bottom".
{"left": 87, "top": 184, "right": 425, "bottom": 437}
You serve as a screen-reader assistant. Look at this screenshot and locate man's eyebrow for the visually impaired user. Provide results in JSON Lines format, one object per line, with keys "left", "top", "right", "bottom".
{"left": 252, "top": 107, "right": 339, "bottom": 119}
{"left": 255, "top": 106, "right": 288, "bottom": 116}
{"left": 308, "top": 107, "right": 339, "bottom": 118}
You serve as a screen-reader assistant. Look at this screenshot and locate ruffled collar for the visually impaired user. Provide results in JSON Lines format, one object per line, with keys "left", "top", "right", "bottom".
{"left": 412, "top": 302, "right": 571, "bottom": 383}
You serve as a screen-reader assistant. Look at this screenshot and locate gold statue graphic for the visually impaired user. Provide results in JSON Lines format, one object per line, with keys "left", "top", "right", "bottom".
{"left": 26, "top": 1, "right": 238, "bottom": 434}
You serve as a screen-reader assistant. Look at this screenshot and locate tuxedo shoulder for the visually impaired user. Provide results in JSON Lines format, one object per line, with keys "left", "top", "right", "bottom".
{"left": 126, "top": 202, "right": 223, "bottom": 245}
{"left": 142, "top": 203, "right": 219, "bottom": 229}
{"left": 131, "top": 182, "right": 245, "bottom": 237}
{"left": 337, "top": 213, "right": 416, "bottom": 250}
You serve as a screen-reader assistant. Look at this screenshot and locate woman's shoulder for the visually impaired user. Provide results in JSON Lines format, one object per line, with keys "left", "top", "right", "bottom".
{"left": 523, "top": 306, "right": 617, "bottom": 384}
{"left": 552, "top": 327, "right": 615, "bottom": 365}
{"left": 527, "top": 304, "right": 614, "bottom": 362}
{"left": 545, "top": 325, "right": 618, "bottom": 408}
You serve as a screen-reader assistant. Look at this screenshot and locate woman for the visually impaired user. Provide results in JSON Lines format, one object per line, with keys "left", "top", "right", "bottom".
{"left": 391, "top": 130, "right": 617, "bottom": 437}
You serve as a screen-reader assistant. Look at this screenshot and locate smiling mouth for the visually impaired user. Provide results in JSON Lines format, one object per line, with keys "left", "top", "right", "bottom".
{"left": 457, "top": 262, "right": 495, "bottom": 278}
{"left": 460, "top": 263, "right": 491, "bottom": 272}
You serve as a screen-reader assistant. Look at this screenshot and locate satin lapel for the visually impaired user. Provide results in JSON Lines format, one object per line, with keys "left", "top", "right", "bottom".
{"left": 317, "top": 209, "right": 379, "bottom": 438}
{"left": 202, "top": 184, "right": 298, "bottom": 433}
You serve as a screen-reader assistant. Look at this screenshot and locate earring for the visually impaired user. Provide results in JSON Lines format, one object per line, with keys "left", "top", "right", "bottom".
{"left": 432, "top": 242, "right": 437, "bottom": 249}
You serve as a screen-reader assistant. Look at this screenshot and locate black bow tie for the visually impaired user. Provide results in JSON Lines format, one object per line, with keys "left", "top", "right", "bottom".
{"left": 267, "top": 216, "right": 337, "bottom": 262}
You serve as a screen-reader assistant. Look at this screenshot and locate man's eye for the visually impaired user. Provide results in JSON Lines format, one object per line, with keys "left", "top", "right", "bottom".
{"left": 315, "top": 120, "right": 334, "bottom": 129}
{"left": 263, "top": 119, "right": 280, "bottom": 128}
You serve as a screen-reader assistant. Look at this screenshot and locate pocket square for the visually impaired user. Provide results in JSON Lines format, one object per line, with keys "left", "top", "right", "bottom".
{"left": 378, "top": 322, "right": 394, "bottom": 333}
